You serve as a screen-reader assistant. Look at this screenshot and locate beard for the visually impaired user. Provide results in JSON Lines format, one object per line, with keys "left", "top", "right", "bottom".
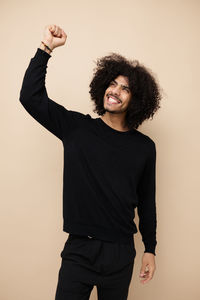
{"left": 104, "top": 106, "right": 128, "bottom": 114}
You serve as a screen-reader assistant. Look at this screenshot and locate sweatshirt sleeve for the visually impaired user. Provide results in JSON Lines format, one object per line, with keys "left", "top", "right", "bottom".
{"left": 19, "top": 48, "right": 87, "bottom": 141}
{"left": 137, "top": 141, "right": 157, "bottom": 256}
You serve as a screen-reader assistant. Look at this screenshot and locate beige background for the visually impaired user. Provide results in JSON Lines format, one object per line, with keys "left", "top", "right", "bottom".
{"left": 1, "top": 0, "right": 200, "bottom": 299}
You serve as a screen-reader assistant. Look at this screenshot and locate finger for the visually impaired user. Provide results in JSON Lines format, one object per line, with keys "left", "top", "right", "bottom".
{"left": 55, "top": 27, "right": 61, "bottom": 37}
{"left": 140, "top": 275, "right": 149, "bottom": 284}
{"left": 140, "top": 265, "right": 148, "bottom": 277}
{"left": 56, "top": 28, "right": 61, "bottom": 37}
{"left": 148, "top": 264, "right": 155, "bottom": 275}
{"left": 140, "top": 267, "right": 146, "bottom": 277}
{"left": 140, "top": 274, "right": 151, "bottom": 284}
{"left": 50, "top": 24, "right": 55, "bottom": 32}
{"left": 59, "top": 28, "right": 63, "bottom": 37}
{"left": 145, "top": 273, "right": 153, "bottom": 282}
{"left": 53, "top": 25, "right": 58, "bottom": 35}
{"left": 149, "top": 268, "right": 154, "bottom": 279}
{"left": 142, "top": 277, "right": 151, "bottom": 284}
{"left": 139, "top": 270, "right": 149, "bottom": 281}
{"left": 57, "top": 27, "right": 61, "bottom": 36}
{"left": 143, "top": 270, "right": 154, "bottom": 283}
{"left": 139, "top": 272, "right": 148, "bottom": 278}
{"left": 61, "top": 29, "right": 67, "bottom": 38}
{"left": 139, "top": 271, "right": 149, "bottom": 278}
{"left": 52, "top": 25, "right": 59, "bottom": 35}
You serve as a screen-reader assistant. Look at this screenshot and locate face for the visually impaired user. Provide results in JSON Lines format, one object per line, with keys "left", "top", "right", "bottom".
{"left": 103, "top": 75, "right": 132, "bottom": 114}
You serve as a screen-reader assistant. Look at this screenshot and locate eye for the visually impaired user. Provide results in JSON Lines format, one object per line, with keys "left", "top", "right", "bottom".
{"left": 123, "top": 87, "right": 130, "bottom": 93}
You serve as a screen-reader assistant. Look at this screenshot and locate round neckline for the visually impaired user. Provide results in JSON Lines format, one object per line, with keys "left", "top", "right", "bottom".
{"left": 97, "top": 117, "right": 135, "bottom": 135}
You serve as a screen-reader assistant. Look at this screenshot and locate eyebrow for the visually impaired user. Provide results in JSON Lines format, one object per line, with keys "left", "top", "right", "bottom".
{"left": 112, "top": 79, "right": 130, "bottom": 90}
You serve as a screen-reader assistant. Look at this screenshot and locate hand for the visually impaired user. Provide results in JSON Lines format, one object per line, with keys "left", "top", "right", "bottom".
{"left": 42, "top": 24, "right": 67, "bottom": 51}
{"left": 139, "top": 252, "right": 156, "bottom": 284}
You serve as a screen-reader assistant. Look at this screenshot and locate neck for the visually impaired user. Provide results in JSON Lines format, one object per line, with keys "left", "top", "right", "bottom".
{"left": 100, "top": 113, "right": 129, "bottom": 132}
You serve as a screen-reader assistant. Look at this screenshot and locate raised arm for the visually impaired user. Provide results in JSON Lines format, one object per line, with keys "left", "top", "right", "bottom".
{"left": 19, "top": 24, "right": 84, "bottom": 141}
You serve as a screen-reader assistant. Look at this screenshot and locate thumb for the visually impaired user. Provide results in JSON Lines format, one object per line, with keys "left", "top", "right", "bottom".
{"left": 140, "top": 265, "right": 146, "bottom": 277}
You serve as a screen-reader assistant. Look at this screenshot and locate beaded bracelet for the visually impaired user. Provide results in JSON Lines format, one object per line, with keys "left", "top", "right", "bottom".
{"left": 41, "top": 41, "right": 53, "bottom": 53}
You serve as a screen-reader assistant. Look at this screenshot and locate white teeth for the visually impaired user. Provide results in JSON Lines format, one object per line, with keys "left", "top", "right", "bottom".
{"left": 108, "top": 97, "right": 119, "bottom": 103}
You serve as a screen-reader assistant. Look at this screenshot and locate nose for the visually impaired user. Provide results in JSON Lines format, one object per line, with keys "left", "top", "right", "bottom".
{"left": 111, "top": 85, "right": 121, "bottom": 96}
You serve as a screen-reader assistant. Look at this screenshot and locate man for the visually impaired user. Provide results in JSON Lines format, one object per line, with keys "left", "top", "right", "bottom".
{"left": 19, "top": 24, "right": 161, "bottom": 300}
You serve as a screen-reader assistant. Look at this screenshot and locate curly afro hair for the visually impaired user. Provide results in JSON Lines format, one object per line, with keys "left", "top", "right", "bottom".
{"left": 89, "top": 52, "right": 162, "bottom": 130}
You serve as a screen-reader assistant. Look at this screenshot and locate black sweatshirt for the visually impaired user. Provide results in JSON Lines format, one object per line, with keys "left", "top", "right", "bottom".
{"left": 19, "top": 48, "right": 157, "bottom": 256}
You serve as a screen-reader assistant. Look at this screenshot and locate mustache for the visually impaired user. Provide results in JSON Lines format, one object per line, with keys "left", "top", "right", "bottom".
{"left": 107, "top": 94, "right": 121, "bottom": 102}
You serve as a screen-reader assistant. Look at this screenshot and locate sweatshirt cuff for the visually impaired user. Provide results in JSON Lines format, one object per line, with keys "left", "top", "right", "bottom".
{"left": 32, "top": 48, "right": 52, "bottom": 63}
{"left": 144, "top": 243, "right": 157, "bottom": 256}
{"left": 144, "top": 250, "right": 156, "bottom": 256}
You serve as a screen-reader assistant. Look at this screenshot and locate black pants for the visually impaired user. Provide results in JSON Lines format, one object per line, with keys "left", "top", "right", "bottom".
{"left": 55, "top": 233, "right": 136, "bottom": 300}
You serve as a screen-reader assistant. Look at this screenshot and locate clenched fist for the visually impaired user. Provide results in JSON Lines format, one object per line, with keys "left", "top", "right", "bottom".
{"left": 42, "top": 24, "right": 67, "bottom": 51}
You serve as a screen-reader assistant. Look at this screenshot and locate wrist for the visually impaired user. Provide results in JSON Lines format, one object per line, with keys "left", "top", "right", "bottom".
{"left": 39, "top": 41, "right": 53, "bottom": 55}
{"left": 144, "top": 252, "right": 155, "bottom": 256}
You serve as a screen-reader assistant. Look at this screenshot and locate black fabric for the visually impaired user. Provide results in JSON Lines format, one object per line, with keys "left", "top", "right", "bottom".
{"left": 19, "top": 48, "right": 157, "bottom": 256}
{"left": 55, "top": 234, "right": 136, "bottom": 300}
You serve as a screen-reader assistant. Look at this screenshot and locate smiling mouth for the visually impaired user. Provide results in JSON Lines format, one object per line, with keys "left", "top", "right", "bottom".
{"left": 107, "top": 95, "right": 121, "bottom": 104}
